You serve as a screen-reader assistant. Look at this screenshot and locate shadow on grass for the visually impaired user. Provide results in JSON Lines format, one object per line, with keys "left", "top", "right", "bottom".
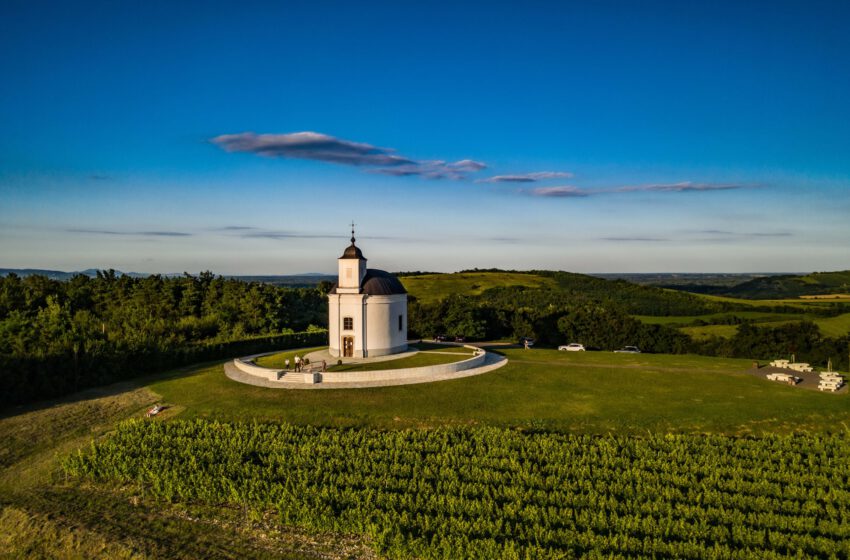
{"left": 0, "top": 359, "right": 224, "bottom": 422}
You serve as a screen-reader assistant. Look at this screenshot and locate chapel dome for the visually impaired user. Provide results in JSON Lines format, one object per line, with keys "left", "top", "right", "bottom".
{"left": 340, "top": 243, "right": 365, "bottom": 259}
{"left": 361, "top": 269, "right": 407, "bottom": 296}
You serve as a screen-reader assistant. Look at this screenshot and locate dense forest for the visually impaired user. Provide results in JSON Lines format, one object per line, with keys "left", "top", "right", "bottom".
{"left": 2, "top": 270, "right": 849, "bottom": 407}
{"left": 407, "top": 287, "right": 850, "bottom": 368}
{"left": 0, "top": 271, "right": 328, "bottom": 406}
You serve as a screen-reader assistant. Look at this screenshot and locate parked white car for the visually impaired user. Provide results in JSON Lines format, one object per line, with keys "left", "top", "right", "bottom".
{"left": 614, "top": 346, "right": 641, "bottom": 354}
{"left": 559, "top": 343, "right": 586, "bottom": 352}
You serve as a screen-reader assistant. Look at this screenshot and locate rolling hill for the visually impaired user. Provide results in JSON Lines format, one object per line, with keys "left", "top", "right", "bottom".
{"left": 720, "top": 270, "right": 850, "bottom": 299}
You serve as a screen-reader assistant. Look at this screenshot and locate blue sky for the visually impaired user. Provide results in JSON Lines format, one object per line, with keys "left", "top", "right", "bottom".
{"left": 1, "top": 0, "right": 848, "bottom": 274}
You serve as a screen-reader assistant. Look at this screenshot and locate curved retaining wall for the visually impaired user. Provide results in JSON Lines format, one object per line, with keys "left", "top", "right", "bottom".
{"left": 320, "top": 346, "right": 487, "bottom": 384}
{"left": 232, "top": 345, "right": 487, "bottom": 385}
{"left": 233, "top": 354, "right": 284, "bottom": 381}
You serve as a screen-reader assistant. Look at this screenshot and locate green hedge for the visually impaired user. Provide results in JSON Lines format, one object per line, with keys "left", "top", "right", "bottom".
{"left": 0, "top": 330, "right": 327, "bottom": 408}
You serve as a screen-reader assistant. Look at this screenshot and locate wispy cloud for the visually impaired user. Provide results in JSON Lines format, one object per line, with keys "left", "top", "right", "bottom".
{"left": 369, "top": 159, "right": 486, "bottom": 180}
{"left": 211, "top": 131, "right": 413, "bottom": 167}
{"left": 526, "top": 181, "right": 750, "bottom": 198}
{"left": 236, "top": 229, "right": 409, "bottom": 241}
{"left": 689, "top": 229, "right": 792, "bottom": 238}
{"left": 485, "top": 236, "right": 524, "bottom": 244}
{"left": 211, "top": 131, "right": 486, "bottom": 181}
{"left": 613, "top": 182, "right": 745, "bottom": 193}
{"left": 598, "top": 236, "right": 669, "bottom": 242}
{"left": 526, "top": 186, "right": 591, "bottom": 197}
{"left": 67, "top": 229, "right": 192, "bottom": 237}
{"left": 214, "top": 225, "right": 257, "bottom": 231}
{"left": 478, "top": 171, "right": 573, "bottom": 183}
{"left": 240, "top": 231, "right": 343, "bottom": 240}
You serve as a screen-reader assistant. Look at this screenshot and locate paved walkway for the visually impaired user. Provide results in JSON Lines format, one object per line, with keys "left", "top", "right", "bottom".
{"left": 224, "top": 350, "right": 507, "bottom": 390}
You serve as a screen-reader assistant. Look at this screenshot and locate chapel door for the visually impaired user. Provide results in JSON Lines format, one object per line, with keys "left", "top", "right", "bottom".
{"left": 342, "top": 336, "right": 354, "bottom": 357}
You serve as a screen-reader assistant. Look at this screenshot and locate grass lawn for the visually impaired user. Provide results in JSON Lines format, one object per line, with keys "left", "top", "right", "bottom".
{"left": 680, "top": 324, "right": 740, "bottom": 339}
{"left": 328, "top": 349, "right": 475, "bottom": 372}
{"left": 409, "top": 341, "right": 472, "bottom": 352}
{"left": 692, "top": 292, "right": 850, "bottom": 309}
{"left": 4, "top": 347, "right": 850, "bottom": 558}
{"left": 400, "top": 272, "right": 556, "bottom": 304}
{"left": 146, "top": 347, "right": 849, "bottom": 435}
{"left": 634, "top": 310, "right": 805, "bottom": 326}
{"left": 814, "top": 312, "right": 850, "bottom": 337}
{"left": 0, "top": 366, "right": 374, "bottom": 560}
{"left": 253, "top": 347, "right": 326, "bottom": 369}
{"left": 636, "top": 310, "right": 850, "bottom": 339}
{"left": 254, "top": 344, "right": 475, "bottom": 373}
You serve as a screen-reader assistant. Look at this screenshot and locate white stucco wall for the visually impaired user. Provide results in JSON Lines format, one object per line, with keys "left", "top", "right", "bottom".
{"left": 364, "top": 294, "right": 407, "bottom": 356}
{"left": 328, "top": 292, "right": 366, "bottom": 357}
{"left": 328, "top": 292, "right": 407, "bottom": 357}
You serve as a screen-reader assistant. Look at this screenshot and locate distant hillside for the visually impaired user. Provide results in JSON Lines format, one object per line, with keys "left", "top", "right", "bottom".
{"left": 0, "top": 268, "right": 79, "bottom": 280}
{"left": 704, "top": 270, "right": 850, "bottom": 299}
{"left": 0, "top": 268, "right": 335, "bottom": 287}
{"left": 224, "top": 274, "right": 335, "bottom": 287}
{"left": 593, "top": 272, "right": 777, "bottom": 288}
{"left": 400, "top": 272, "right": 557, "bottom": 304}
{"left": 0, "top": 268, "right": 153, "bottom": 280}
{"left": 400, "top": 270, "right": 726, "bottom": 316}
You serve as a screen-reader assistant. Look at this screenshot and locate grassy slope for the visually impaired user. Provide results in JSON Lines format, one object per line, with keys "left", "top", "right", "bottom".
{"left": 634, "top": 310, "right": 805, "bottom": 325}
{"left": 398, "top": 271, "right": 848, "bottom": 338}
{"left": 3, "top": 349, "right": 850, "bottom": 557}
{"left": 0, "top": 371, "right": 376, "bottom": 560}
{"left": 329, "top": 350, "right": 476, "bottom": 372}
{"left": 637, "top": 302, "right": 850, "bottom": 339}
{"left": 680, "top": 324, "right": 740, "bottom": 339}
{"left": 815, "top": 312, "right": 850, "bottom": 338}
{"left": 400, "top": 272, "right": 556, "bottom": 304}
{"left": 148, "top": 349, "right": 848, "bottom": 435}
{"left": 723, "top": 270, "right": 850, "bottom": 298}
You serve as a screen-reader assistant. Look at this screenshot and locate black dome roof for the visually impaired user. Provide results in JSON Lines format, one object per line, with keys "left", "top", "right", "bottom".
{"left": 362, "top": 269, "right": 407, "bottom": 295}
{"left": 328, "top": 269, "right": 407, "bottom": 296}
{"left": 339, "top": 243, "right": 365, "bottom": 259}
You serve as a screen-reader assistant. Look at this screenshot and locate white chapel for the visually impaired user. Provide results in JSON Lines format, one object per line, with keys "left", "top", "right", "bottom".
{"left": 327, "top": 228, "right": 408, "bottom": 358}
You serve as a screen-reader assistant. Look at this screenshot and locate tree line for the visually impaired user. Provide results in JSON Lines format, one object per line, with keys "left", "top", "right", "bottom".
{"left": 3, "top": 270, "right": 848, "bottom": 407}
{"left": 0, "top": 271, "right": 328, "bottom": 406}
{"left": 407, "top": 284, "right": 849, "bottom": 369}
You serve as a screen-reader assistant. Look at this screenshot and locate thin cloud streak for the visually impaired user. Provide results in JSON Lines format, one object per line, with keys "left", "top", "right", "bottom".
{"left": 236, "top": 229, "right": 410, "bottom": 241}
{"left": 599, "top": 237, "right": 669, "bottom": 242}
{"left": 527, "top": 186, "right": 590, "bottom": 197}
{"left": 690, "top": 229, "right": 793, "bottom": 238}
{"left": 527, "top": 181, "right": 751, "bottom": 197}
{"left": 478, "top": 171, "right": 573, "bottom": 183}
{"left": 241, "top": 231, "right": 343, "bottom": 240}
{"left": 369, "top": 159, "right": 486, "bottom": 180}
{"left": 67, "top": 229, "right": 192, "bottom": 237}
{"left": 613, "top": 182, "right": 745, "bottom": 193}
